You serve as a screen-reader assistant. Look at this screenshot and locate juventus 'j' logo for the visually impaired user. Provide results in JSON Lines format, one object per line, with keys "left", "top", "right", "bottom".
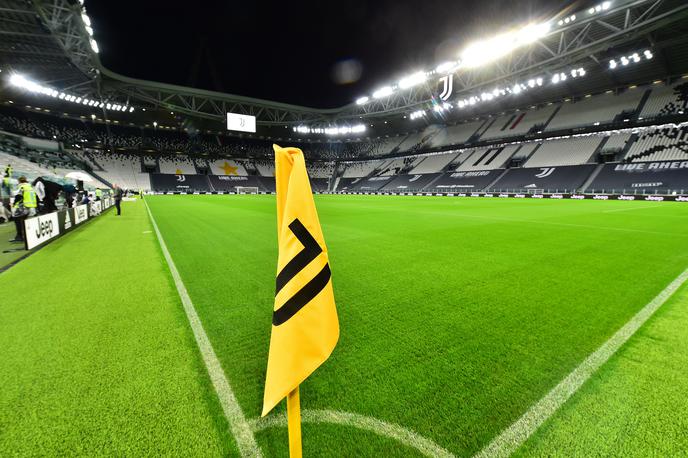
{"left": 535, "top": 167, "right": 555, "bottom": 178}
{"left": 439, "top": 75, "right": 453, "bottom": 101}
{"left": 273, "top": 218, "right": 331, "bottom": 326}
{"left": 176, "top": 175, "right": 186, "bottom": 182}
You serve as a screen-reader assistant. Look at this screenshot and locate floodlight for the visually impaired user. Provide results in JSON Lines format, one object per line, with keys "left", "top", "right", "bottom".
{"left": 435, "top": 62, "right": 456, "bottom": 74}
{"left": 536, "top": 77, "right": 543, "bottom": 86}
{"left": 90, "top": 39, "right": 99, "bottom": 53}
{"left": 589, "top": 7, "right": 595, "bottom": 14}
{"left": 129, "top": 107, "right": 135, "bottom": 112}
{"left": 602, "top": 2, "right": 611, "bottom": 10}
{"left": 85, "top": 26, "right": 94, "bottom": 36}
{"left": 398, "top": 72, "right": 427, "bottom": 89}
{"left": 356, "top": 96, "right": 369, "bottom": 105}
{"left": 609, "top": 59, "right": 617, "bottom": 69}
{"left": 81, "top": 13, "right": 91, "bottom": 26}
{"left": 644, "top": 50, "right": 653, "bottom": 59}
{"left": 621, "top": 56, "right": 629, "bottom": 66}
{"left": 373, "top": 86, "right": 394, "bottom": 99}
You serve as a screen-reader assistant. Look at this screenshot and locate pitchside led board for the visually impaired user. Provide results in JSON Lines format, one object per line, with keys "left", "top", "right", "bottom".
{"left": 226, "top": 112, "right": 256, "bottom": 133}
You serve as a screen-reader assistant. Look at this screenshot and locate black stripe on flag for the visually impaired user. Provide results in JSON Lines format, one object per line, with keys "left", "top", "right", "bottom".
{"left": 273, "top": 263, "right": 331, "bottom": 326}
{"left": 275, "top": 218, "right": 323, "bottom": 294}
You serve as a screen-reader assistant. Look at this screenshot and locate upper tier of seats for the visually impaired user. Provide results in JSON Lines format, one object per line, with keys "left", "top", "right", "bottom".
{"left": 2, "top": 78, "right": 688, "bottom": 161}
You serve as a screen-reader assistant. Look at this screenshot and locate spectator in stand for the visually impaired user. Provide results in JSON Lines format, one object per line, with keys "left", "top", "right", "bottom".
{"left": 10, "top": 176, "right": 37, "bottom": 243}
{"left": 113, "top": 184, "right": 123, "bottom": 216}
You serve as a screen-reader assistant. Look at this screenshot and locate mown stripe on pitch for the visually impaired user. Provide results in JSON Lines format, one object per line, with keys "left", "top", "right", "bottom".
{"left": 144, "top": 199, "right": 262, "bottom": 457}
{"left": 476, "top": 266, "right": 688, "bottom": 458}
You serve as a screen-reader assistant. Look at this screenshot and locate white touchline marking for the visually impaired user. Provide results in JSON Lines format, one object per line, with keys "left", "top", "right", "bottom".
{"left": 250, "top": 409, "right": 455, "bottom": 458}
{"left": 144, "top": 200, "right": 262, "bottom": 458}
{"left": 475, "top": 266, "right": 688, "bottom": 458}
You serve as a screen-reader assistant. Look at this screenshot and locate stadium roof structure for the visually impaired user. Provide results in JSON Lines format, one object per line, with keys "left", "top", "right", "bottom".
{"left": 1, "top": 0, "right": 688, "bottom": 135}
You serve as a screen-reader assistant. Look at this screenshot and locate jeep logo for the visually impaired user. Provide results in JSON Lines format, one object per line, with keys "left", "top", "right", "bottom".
{"left": 35, "top": 219, "right": 53, "bottom": 239}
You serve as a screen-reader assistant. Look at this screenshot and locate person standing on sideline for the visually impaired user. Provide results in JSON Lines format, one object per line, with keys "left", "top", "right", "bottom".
{"left": 95, "top": 188, "right": 102, "bottom": 201}
{"left": 2, "top": 163, "right": 12, "bottom": 196}
{"left": 11, "top": 176, "right": 37, "bottom": 243}
{"left": 113, "top": 184, "right": 123, "bottom": 216}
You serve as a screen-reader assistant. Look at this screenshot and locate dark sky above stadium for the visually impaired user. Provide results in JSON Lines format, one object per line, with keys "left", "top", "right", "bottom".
{"left": 86, "top": 0, "right": 585, "bottom": 109}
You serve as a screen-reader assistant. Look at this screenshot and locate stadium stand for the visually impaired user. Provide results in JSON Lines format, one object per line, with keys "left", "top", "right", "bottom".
{"left": 429, "top": 121, "right": 483, "bottom": 148}
{"left": 624, "top": 126, "right": 688, "bottom": 162}
{"left": 489, "top": 165, "right": 597, "bottom": 192}
{"left": 82, "top": 151, "right": 151, "bottom": 190}
{"left": 481, "top": 104, "right": 559, "bottom": 139}
{"left": 208, "top": 159, "right": 249, "bottom": 176}
{"left": 409, "top": 152, "right": 460, "bottom": 174}
{"left": 640, "top": 81, "right": 688, "bottom": 118}
{"left": 545, "top": 89, "right": 644, "bottom": 131}
{"left": 524, "top": 136, "right": 602, "bottom": 167}
{"left": 455, "top": 145, "right": 519, "bottom": 171}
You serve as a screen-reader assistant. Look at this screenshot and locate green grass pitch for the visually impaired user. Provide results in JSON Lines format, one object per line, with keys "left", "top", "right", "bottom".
{"left": 1, "top": 195, "right": 687, "bottom": 456}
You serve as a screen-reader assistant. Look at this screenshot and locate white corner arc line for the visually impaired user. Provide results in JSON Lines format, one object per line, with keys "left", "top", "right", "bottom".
{"left": 250, "top": 409, "right": 455, "bottom": 458}
{"left": 144, "top": 200, "right": 262, "bottom": 458}
{"left": 475, "top": 266, "right": 688, "bottom": 458}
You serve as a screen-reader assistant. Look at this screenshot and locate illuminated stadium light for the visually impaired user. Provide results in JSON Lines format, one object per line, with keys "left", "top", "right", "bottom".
{"left": 398, "top": 72, "right": 427, "bottom": 89}
{"left": 609, "top": 49, "right": 653, "bottom": 71}
{"left": 590, "top": 2, "right": 611, "bottom": 15}
{"left": 90, "top": 39, "right": 99, "bottom": 53}
{"left": 459, "top": 22, "right": 550, "bottom": 68}
{"left": 81, "top": 12, "right": 91, "bottom": 27}
{"left": 558, "top": 14, "right": 577, "bottom": 26}
{"left": 409, "top": 110, "right": 426, "bottom": 120}
{"left": 435, "top": 61, "right": 460, "bottom": 74}
{"left": 356, "top": 96, "right": 369, "bottom": 105}
{"left": 7, "top": 73, "right": 133, "bottom": 112}
{"left": 293, "top": 124, "right": 366, "bottom": 136}
{"left": 373, "top": 86, "right": 394, "bottom": 99}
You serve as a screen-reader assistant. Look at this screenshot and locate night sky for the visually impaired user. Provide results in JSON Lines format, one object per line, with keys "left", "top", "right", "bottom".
{"left": 85, "top": 0, "right": 584, "bottom": 109}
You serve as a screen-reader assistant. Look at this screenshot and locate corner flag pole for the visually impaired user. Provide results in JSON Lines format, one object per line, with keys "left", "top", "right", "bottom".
{"left": 287, "top": 387, "right": 302, "bottom": 457}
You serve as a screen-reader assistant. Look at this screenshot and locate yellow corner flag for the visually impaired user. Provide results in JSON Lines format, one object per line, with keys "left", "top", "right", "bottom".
{"left": 262, "top": 146, "right": 339, "bottom": 436}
